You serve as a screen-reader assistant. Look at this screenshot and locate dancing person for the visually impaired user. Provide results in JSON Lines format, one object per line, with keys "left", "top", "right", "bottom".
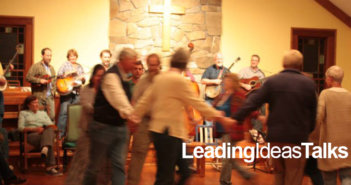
{"left": 131, "top": 48, "right": 235, "bottom": 185}
{"left": 82, "top": 48, "right": 137, "bottom": 185}
{"left": 127, "top": 54, "right": 161, "bottom": 185}
{"left": 313, "top": 66, "right": 351, "bottom": 185}
{"left": 65, "top": 64, "right": 106, "bottom": 185}
{"left": 232, "top": 50, "right": 317, "bottom": 185}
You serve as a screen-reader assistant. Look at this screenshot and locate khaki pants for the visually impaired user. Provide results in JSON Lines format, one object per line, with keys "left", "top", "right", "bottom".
{"left": 127, "top": 118, "right": 151, "bottom": 185}
{"left": 271, "top": 142, "right": 306, "bottom": 185}
{"left": 27, "top": 127, "right": 56, "bottom": 166}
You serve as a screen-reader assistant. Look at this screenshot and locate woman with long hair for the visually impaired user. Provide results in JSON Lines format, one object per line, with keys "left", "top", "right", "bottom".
{"left": 65, "top": 64, "right": 107, "bottom": 185}
{"left": 212, "top": 73, "right": 254, "bottom": 185}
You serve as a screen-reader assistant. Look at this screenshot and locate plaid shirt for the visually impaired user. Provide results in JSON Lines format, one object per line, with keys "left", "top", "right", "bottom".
{"left": 57, "top": 61, "right": 85, "bottom": 77}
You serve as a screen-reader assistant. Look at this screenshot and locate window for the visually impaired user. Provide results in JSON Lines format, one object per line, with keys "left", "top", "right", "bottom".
{"left": 291, "top": 28, "right": 336, "bottom": 93}
{"left": 0, "top": 16, "right": 33, "bottom": 87}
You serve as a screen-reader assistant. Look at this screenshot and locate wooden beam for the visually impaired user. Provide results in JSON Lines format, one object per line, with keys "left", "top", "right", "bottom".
{"left": 315, "top": 0, "right": 351, "bottom": 28}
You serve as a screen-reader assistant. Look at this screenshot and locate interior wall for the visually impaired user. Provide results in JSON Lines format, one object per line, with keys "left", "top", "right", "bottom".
{"left": 222, "top": 0, "right": 351, "bottom": 90}
{"left": 2, "top": 0, "right": 351, "bottom": 90}
{"left": 0, "top": 0, "right": 109, "bottom": 77}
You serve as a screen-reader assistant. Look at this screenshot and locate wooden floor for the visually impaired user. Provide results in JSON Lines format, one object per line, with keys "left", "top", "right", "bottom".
{"left": 13, "top": 163, "right": 322, "bottom": 185}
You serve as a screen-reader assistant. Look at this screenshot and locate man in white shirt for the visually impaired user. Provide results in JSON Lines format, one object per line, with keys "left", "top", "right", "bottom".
{"left": 82, "top": 48, "right": 137, "bottom": 185}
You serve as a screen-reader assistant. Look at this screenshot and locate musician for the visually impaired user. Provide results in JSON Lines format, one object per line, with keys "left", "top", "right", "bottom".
{"left": 82, "top": 48, "right": 136, "bottom": 185}
{"left": 238, "top": 54, "right": 266, "bottom": 132}
{"left": 0, "top": 62, "right": 14, "bottom": 161}
{"left": 201, "top": 53, "right": 230, "bottom": 102}
{"left": 232, "top": 50, "right": 317, "bottom": 185}
{"left": 238, "top": 54, "right": 265, "bottom": 91}
{"left": 127, "top": 53, "right": 161, "bottom": 185}
{"left": 100, "top": 49, "right": 112, "bottom": 70}
{"left": 18, "top": 95, "right": 61, "bottom": 175}
{"left": 57, "top": 49, "right": 85, "bottom": 137}
{"left": 130, "top": 48, "right": 234, "bottom": 185}
{"left": 128, "top": 61, "right": 144, "bottom": 93}
{"left": 311, "top": 66, "right": 351, "bottom": 185}
{"left": 0, "top": 62, "right": 14, "bottom": 128}
{"left": 26, "top": 48, "right": 57, "bottom": 120}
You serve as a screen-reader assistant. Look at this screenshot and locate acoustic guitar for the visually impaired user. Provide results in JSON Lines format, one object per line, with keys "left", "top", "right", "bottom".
{"left": 204, "top": 57, "right": 240, "bottom": 99}
{"left": 240, "top": 76, "right": 267, "bottom": 92}
{"left": 56, "top": 73, "right": 84, "bottom": 95}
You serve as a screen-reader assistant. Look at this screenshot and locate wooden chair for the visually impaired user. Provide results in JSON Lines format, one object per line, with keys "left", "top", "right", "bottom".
{"left": 62, "top": 104, "right": 82, "bottom": 169}
{"left": 19, "top": 125, "right": 60, "bottom": 172}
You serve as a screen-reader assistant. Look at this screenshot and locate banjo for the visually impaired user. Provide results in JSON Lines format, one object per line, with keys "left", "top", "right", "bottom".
{"left": 204, "top": 57, "right": 240, "bottom": 99}
{"left": 0, "top": 44, "right": 21, "bottom": 91}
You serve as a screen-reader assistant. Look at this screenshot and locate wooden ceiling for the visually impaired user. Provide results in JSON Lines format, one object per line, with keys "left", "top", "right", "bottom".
{"left": 315, "top": 0, "right": 351, "bottom": 28}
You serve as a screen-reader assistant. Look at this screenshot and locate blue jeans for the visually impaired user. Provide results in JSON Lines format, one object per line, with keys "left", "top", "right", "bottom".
{"left": 57, "top": 94, "right": 79, "bottom": 137}
{"left": 83, "top": 120, "right": 128, "bottom": 185}
{"left": 322, "top": 167, "right": 351, "bottom": 185}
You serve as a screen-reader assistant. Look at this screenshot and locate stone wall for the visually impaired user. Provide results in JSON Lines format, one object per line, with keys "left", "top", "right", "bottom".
{"left": 110, "top": 0, "right": 222, "bottom": 74}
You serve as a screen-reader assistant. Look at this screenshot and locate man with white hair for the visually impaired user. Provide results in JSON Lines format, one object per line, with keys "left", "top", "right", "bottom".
{"left": 231, "top": 50, "right": 317, "bottom": 185}
{"left": 201, "top": 53, "right": 230, "bottom": 100}
{"left": 82, "top": 48, "right": 137, "bottom": 185}
{"left": 312, "top": 65, "right": 351, "bottom": 185}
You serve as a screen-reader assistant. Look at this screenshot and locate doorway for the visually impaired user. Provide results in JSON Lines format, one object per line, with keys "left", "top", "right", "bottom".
{"left": 291, "top": 28, "right": 336, "bottom": 93}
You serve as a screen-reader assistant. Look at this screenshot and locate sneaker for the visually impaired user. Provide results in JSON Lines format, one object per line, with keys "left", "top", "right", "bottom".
{"left": 5, "top": 177, "right": 27, "bottom": 185}
{"left": 46, "top": 168, "right": 63, "bottom": 176}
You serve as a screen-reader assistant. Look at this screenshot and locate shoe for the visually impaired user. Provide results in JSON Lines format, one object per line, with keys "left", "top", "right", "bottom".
{"left": 5, "top": 177, "right": 27, "bottom": 185}
{"left": 41, "top": 146, "right": 48, "bottom": 160}
{"left": 46, "top": 168, "right": 63, "bottom": 176}
{"left": 9, "top": 165, "right": 14, "bottom": 171}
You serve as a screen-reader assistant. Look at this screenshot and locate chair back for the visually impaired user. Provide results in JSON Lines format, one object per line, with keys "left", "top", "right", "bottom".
{"left": 195, "top": 125, "right": 217, "bottom": 145}
{"left": 66, "top": 104, "right": 82, "bottom": 142}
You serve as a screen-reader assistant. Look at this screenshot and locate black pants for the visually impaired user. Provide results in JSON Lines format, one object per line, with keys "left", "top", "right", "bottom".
{"left": 151, "top": 131, "right": 191, "bottom": 185}
{"left": 305, "top": 157, "right": 324, "bottom": 185}
{"left": 0, "top": 153, "right": 16, "bottom": 185}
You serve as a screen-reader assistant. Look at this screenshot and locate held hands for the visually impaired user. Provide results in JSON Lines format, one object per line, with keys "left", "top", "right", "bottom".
{"left": 242, "top": 83, "right": 252, "bottom": 91}
{"left": 128, "top": 114, "right": 141, "bottom": 124}
{"left": 127, "top": 120, "right": 138, "bottom": 134}
{"left": 213, "top": 79, "right": 222, "bottom": 85}
{"left": 127, "top": 114, "right": 141, "bottom": 133}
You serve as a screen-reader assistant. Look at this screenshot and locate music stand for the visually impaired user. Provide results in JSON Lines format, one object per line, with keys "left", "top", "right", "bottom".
{"left": 247, "top": 130, "right": 272, "bottom": 173}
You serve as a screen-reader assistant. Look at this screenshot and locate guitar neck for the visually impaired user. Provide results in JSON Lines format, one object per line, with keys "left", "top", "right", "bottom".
{"left": 3, "top": 50, "right": 19, "bottom": 75}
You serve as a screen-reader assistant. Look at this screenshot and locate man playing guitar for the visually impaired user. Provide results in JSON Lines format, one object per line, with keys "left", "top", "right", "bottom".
{"left": 238, "top": 54, "right": 265, "bottom": 91}
{"left": 238, "top": 54, "right": 266, "bottom": 135}
{"left": 26, "top": 48, "right": 57, "bottom": 120}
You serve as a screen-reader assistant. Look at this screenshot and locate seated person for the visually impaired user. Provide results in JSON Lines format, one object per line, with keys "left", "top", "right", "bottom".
{"left": 18, "top": 95, "right": 61, "bottom": 175}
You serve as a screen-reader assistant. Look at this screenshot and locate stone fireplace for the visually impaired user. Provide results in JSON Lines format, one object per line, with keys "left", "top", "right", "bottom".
{"left": 109, "top": 0, "right": 222, "bottom": 75}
